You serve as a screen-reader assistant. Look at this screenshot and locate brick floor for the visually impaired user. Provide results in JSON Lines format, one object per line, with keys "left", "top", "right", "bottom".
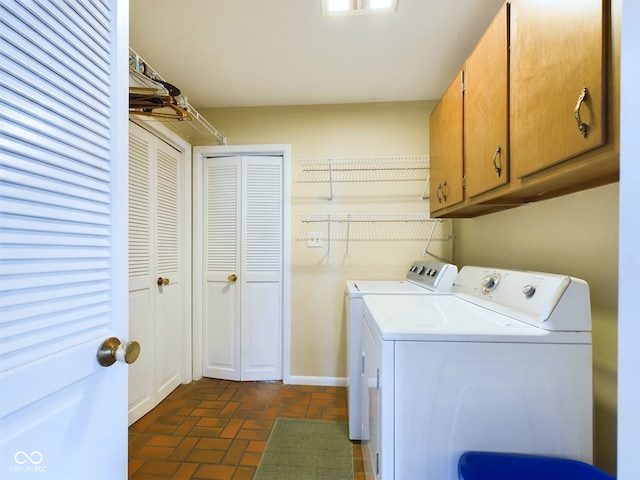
{"left": 129, "top": 378, "right": 365, "bottom": 479}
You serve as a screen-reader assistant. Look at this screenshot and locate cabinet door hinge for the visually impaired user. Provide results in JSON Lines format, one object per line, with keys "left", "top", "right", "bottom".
{"left": 462, "top": 176, "right": 467, "bottom": 189}
{"left": 376, "top": 368, "right": 380, "bottom": 390}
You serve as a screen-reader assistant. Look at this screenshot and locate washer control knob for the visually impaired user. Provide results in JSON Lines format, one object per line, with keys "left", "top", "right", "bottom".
{"left": 480, "top": 273, "right": 500, "bottom": 293}
{"left": 522, "top": 284, "right": 536, "bottom": 298}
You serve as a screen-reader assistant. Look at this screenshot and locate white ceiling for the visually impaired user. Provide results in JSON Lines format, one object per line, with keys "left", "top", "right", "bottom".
{"left": 129, "top": 0, "right": 506, "bottom": 109}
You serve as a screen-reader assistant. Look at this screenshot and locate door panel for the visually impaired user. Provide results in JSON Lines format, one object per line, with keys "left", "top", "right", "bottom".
{"left": 203, "top": 158, "right": 241, "bottom": 380}
{"left": 0, "top": 0, "right": 128, "bottom": 477}
{"left": 203, "top": 155, "right": 283, "bottom": 381}
{"left": 128, "top": 288, "right": 154, "bottom": 418}
{"left": 205, "top": 281, "right": 240, "bottom": 380}
{"left": 241, "top": 158, "right": 283, "bottom": 380}
{"left": 242, "top": 282, "right": 282, "bottom": 379}
{"left": 128, "top": 122, "right": 183, "bottom": 421}
{"left": 128, "top": 124, "right": 155, "bottom": 422}
{"left": 154, "top": 140, "right": 182, "bottom": 398}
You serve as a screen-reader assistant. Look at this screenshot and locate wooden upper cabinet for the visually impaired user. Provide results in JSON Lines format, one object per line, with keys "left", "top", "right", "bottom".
{"left": 429, "top": 0, "right": 617, "bottom": 218}
{"left": 510, "top": 0, "right": 604, "bottom": 178}
{"left": 429, "top": 70, "right": 464, "bottom": 213}
{"left": 464, "top": 2, "right": 510, "bottom": 198}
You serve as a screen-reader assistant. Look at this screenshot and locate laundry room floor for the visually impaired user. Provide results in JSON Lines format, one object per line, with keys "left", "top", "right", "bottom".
{"left": 128, "top": 378, "right": 365, "bottom": 479}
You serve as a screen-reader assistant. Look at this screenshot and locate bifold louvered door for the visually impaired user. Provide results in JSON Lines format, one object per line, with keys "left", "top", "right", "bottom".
{"left": 203, "top": 155, "right": 283, "bottom": 381}
{"left": 128, "top": 122, "right": 182, "bottom": 424}
{"left": 0, "top": 0, "right": 129, "bottom": 476}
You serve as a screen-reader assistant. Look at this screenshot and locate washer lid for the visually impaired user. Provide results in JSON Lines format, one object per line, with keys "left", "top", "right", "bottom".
{"left": 362, "top": 295, "right": 590, "bottom": 344}
{"left": 346, "top": 280, "right": 445, "bottom": 297}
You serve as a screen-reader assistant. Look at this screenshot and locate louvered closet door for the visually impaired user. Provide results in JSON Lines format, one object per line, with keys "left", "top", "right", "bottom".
{"left": 203, "top": 156, "right": 283, "bottom": 381}
{"left": 241, "top": 157, "right": 283, "bottom": 380}
{"left": 0, "top": 0, "right": 129, "bottom": 477}
{"left": 127, "top": 122, "right": 182, "bottom": 424}
{"left": 128, "top": 123, "right": 155, "bottom": 424}
{"left": 153, "top": 137, "right": 182, "bottom": 398}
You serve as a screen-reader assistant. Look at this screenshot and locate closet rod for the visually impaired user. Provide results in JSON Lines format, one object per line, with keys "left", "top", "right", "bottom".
{"left": 129, "top": 48, "right": 227, "bottom": 145}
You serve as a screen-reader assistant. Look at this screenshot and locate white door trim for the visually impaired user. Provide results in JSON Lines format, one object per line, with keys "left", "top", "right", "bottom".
{"left": 192, "top": 144, "right": 291, "bottom": 384}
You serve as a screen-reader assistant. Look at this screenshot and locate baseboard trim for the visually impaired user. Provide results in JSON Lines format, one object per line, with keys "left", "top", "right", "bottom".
{"left": 286, "top": 376, "right": 347, "bottom": 387}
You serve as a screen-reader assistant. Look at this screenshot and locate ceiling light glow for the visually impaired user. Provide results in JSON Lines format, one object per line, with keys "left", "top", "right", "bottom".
{"left": 327, "top": 0, "right": 351, "bottom": 12}
{"left": 367, "top": 0, "right": 395, "bottom": 9}
{"left": 322, "top": 0, "right": 397, "bottom": 16}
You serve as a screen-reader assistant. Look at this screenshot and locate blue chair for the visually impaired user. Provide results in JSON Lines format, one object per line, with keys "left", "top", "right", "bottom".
{"left": 458, "top": 452, "right": 616, "bottom": 480}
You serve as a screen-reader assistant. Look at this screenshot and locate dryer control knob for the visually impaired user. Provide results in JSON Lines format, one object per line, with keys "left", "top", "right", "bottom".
{"left": 522, "top": 284, "right": 536, "bottom": 298}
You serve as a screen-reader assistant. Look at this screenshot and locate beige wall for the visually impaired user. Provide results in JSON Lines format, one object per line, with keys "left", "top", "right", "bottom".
{"left": 199, "top": 102, "right": 618, "bottom": 474}
{"left": 200, "top": 101, "right": 447, "bottom": 381}
{"left": 453, "top": 183, "right": 619, "bottom": 475}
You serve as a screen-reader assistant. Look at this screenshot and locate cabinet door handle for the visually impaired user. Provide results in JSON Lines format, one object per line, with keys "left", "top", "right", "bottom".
{"left": 492, "top": 145, "right": 502, "bottom": 177}
{"left": 574, "top": 87, "right": 589, "bottom": 138}
{"left": 436, "top": 183, "right": 443, "bottom": 204}
{"left": 441, "top": 180, "right": 448, "bottom": 201}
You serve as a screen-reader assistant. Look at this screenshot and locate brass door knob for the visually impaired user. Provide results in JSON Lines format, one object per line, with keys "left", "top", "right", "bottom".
{"left": 97, "top": 337, "right": 141, "bottom": 367}
{"left": 157, "top": 277, "right": 170, "bottom": 286}
{"left": 228, "top": 274, "right": 238, "bottom": 282}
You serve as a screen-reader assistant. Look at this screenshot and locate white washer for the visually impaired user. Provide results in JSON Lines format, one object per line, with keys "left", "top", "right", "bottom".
{"left": 361, "top": 266, "right": 593, "bottom": 480}
{"left": 345, "top": 261, "right": 458, "bottom": 440}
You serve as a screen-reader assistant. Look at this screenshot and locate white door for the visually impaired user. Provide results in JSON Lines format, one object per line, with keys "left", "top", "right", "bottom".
{"left": 127, "top": 122, "right": 184, "bottom": 424}
{"left": 0, "top": 0, "right": 129, "bottom": 478}
{"left": 201, "top": 155, "right": 284, "bottom": 381}
{"left": 128, "top": 123, "right": 156, "bottom": 422}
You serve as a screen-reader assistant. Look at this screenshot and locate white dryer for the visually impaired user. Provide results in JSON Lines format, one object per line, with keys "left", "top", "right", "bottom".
{"left": 361, "top": 266, "right": 593, "bottom": 480}
{"left": 345, "top": 261, "right": 458, "bottom": 440}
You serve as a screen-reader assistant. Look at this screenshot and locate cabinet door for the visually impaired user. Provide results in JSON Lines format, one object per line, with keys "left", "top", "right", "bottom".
{"left": 464, "top": 3, "right": 510, "bottom": 197}
{"left": 511, "top": 0, "right": 604, "bottom": 178}
{"left": 429, "top": 70, "right": 464, "bottom": 213}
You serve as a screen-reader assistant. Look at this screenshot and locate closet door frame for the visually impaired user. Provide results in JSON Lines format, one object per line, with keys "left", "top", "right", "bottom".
{"left": 129, "top": 118, "right": 193, "bottom": 388}
{"left": 192, "top": 144, "right": 292, "bottom": 383}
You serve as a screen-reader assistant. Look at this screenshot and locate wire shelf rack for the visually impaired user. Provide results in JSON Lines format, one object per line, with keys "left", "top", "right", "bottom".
{"left": 297, "top": 155, "right": 430, "bottom": 201}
